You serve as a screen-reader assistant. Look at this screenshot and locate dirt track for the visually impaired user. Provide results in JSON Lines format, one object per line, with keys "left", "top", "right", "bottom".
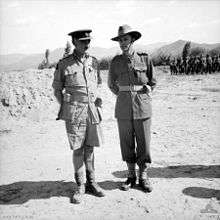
{"left": 0, "top": 68, "right": 220, "bottom": 220}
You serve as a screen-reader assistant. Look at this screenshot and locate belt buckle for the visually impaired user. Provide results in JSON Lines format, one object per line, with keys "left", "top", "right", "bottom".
{"left": 130, "top": 85, "right": 134, "bottom": 91}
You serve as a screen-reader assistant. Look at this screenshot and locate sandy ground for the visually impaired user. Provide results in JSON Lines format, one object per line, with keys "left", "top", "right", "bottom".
{"left": 0, "top": 67, "right": 220, "bottom": 220}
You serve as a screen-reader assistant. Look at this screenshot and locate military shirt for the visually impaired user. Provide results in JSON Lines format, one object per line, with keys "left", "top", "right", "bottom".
{"left": 108, "top": 50, "right": 156, "bottom": 119}
{"left": 52, "top": 50, "right": 101, "bottom": 122}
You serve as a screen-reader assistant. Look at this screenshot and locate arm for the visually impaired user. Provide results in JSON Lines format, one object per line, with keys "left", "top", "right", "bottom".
{"left": 52, "top": 62, "right": 65, "bottom": 119}
{"left": 52, "top": 62, "right": 65, "bottom": 103}
{"left": 108, "top": 58, "right": 119, "bottom": 95}
{"left": 93, "top": 57, "right": 103, "bottom": 108}
{"left": 146, "top": 56, "right": 157, "bottom": 92}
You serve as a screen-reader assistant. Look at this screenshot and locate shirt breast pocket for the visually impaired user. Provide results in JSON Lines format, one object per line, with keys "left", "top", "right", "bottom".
{"left": 65, "top": 65, "right": 84, "bottom": 86}
{"left": 134, "top": 67, "right": 149, "bottom": 84}
{"left": 65, "top": 72, "right": 77, "bottom": 86}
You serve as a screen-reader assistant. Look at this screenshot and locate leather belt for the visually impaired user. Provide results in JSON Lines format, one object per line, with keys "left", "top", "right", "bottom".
{"left": 63, "top": 93, "right": 90, "bottom": 103}
{"left": 119, "top": 85, "right": 144, "bottom": 92}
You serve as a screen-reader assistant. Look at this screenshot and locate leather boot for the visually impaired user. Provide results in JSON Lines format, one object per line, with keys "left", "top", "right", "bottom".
{"left": 139, "top": 166, "right": 153, "bottom": 193}
{"left": 85, "top": 170, "right": 105, "bottom": 197}
{"left": 72, "top": 172, "right": 85, "bottom": 204}
{"left": 120, "top": 163, "right": 136, "bottom": 191}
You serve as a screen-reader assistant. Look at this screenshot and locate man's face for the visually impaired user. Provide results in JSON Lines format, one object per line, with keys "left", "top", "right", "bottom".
{"left": 73, "top": 39, "right": 91, "bottom": 54}
{"left": 118, "top": 34, "right": 133, "bottom": 53}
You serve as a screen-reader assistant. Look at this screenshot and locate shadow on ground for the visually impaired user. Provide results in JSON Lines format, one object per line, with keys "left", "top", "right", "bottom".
{"left": 112, "top": 165, "right": 220, "bottom": 179}
{"left": 0, "top": 180, "right": 121, "bottom": 205}
{"left": 182, "top": 187, "right": 220, "bottom": 200}
{"left": 1, "top": 165, "right": 219, "bottom": 205}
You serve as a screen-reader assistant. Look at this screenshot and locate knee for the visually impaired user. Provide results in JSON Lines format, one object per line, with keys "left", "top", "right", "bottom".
{"left": 84, "top": 145, "right": 94, "bottom": 155}
{"left": 74, "top": 148, "right": 84, "bottom": 157}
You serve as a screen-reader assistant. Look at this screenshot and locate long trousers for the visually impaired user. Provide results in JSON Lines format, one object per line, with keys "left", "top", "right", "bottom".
{"left": 117, "top": 118, "right": 152, "bottom": 167}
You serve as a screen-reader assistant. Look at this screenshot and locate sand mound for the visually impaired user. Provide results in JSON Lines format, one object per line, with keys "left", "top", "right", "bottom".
{"left": 0, "top": 69, "right": 58, "bottom": 121}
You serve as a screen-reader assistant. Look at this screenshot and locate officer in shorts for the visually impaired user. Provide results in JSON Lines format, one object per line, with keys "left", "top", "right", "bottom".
{"left": 52, "top": 29, "right": 105, "bottom": 204}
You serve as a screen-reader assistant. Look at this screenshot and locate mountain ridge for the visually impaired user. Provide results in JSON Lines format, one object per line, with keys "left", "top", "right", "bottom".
{"left": 1, "top": 40, "right": 219, "bottom": 72}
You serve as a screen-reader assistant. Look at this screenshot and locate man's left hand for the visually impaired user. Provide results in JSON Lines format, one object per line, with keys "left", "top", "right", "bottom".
{"left": 95, "top": 97, "right": 102, "bottom": 108}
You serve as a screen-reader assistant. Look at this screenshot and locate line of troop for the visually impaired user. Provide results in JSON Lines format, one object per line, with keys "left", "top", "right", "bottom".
{"left": 170, "top": 54, "right": 220, "bottom": 75}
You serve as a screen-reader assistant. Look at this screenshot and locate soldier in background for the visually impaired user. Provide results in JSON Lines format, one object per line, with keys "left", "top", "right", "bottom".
{"left": 182, "top": 56, "right": 188, "bottom": 75}
{"left": 177, "top": 57, "right": 184, "bottom": 75}
{"left": 194, "top": 56, "right": 200, "bottom": 74}
{"left": 52, "top": 29, "right": 105, "bottom": 204}
{"left": 199, "top": 55, "right": 206, "bottom": 74}
{"left": 213, "top": 55, "right": 218, "bottom": 73}
{"left": 188, "top": 56, "right": 195, "bottom": 75}
{"left": 218, "top": 55, "right": 220, "bottom": 72}
{"left": 170, "top": 58, "right": 177, "bottom": 75}
{"left": 206, "top": 54, "right": 212, "bottom": 74}
{"left": 173, "top": 58, "right": 178, "bottom": 75}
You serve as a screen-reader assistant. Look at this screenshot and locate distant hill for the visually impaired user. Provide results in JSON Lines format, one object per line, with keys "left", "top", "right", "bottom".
{"left": 0, "top": 40, "right": 219, "bottom": 72}
{"left": 152, "top": 40, "right": 220, "bottom": 58}
{"left": 0, "top": 42, "right": 166, "bottom": 72}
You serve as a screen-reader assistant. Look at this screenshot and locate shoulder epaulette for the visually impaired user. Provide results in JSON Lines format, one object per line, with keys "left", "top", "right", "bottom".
{"left": 137, "top": 51, "right": 148, "bottom": 56}
{"left": 90, "top": 56, "right": 98, "bottom": 64}
{"left": 90, "top": 55, "right": 97, "bottom": 60}
{"left": 57, "top": 54, "right": 73, "bottom": 66}
{"left": 61, "top": 54, "right": 73, "bottom": 61}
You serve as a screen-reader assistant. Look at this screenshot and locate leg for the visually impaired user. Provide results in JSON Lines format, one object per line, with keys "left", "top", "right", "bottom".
{"left": 117, "top": 119, "right": 136, "bottom": 163}
{"left": 84, "top": 145, "right": 105, "bottom": 197}
{"left": 120, "top": 162, "right": 137, "bottom": 191}
{"left": 65, "top": 119, "right": 87, "bottom": 204}
{"left": 134, "top": 118, "right": 153, "bottom": 193}
{"left": 72, "top": 148, "right": 85, "bottom": 204}
{"left": 117, "top": 119, "right": 137, "bottom": 190}
{"left": 134, "top": 118, "right": 152, "bottom": 165}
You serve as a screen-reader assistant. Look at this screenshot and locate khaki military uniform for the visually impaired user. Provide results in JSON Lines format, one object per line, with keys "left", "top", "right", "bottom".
{"left": 108, "top": 50, "right": 156, "bottom": 167}
{"left": 52, "top": 50, "right": 103, "bottom": 150}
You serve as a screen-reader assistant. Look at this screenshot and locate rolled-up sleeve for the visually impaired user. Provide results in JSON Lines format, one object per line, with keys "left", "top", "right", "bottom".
{"left": 52, "top": 63, "right": 64, "bottom": 91}
{"left": 108, "top": 58, "right": 119, "bottom": 95}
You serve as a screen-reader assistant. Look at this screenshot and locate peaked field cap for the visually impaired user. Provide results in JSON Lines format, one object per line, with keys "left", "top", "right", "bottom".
{"left": 111, "top": 24, "right": 141, "bottom": 41}
{"left": 68, "top": 29, "right": 92, "bottom": 40}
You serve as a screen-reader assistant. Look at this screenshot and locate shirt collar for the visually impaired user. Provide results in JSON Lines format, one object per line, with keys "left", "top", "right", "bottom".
{"left": 73, "top": 49, "right": 89, "bottom": 63}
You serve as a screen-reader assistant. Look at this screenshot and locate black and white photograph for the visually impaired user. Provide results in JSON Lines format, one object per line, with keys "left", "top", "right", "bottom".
{"left": 0, "top": 0, "right": 220, "bottom": 219}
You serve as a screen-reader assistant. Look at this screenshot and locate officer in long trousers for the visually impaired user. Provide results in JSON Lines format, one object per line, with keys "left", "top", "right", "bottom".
{"left": 52, "top": 29, "right": 105, "bottom": 204}
{"left": 108, "top": 25, "right": 156, "bottom": 193}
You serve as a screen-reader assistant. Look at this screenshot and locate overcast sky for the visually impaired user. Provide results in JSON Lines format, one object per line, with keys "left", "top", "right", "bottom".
{"left": 0, "top": 0, "right": 220, "bottom": 55}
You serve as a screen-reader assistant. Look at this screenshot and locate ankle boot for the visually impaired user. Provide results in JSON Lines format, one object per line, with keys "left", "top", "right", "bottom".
{"left": 139, "top": 178, "right": 152, "bottom": 193}
{"left": 120, "top": 177, "right": 136, "bottom": 191}
{"left": 120, "top": 162, "right": 136, "bottom": 191}
{"left": 85, "top": 170, "right": 105, "bottom": 197}
{"left": 139, "top": 166, "right": 153, "bottom": 193}
{"left": 73, "top": 172, "right": 85, "bottom": 204}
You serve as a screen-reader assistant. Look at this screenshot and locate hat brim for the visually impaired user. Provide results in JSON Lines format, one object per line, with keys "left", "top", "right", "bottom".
{"left": 68, "top": 29, "right": 92, "bottom": 36}
{"left": 78, "top": 37, "right": 92, "bottom": 41}
{"left": 111, "top": 31, "right": 141, "bottom": 41}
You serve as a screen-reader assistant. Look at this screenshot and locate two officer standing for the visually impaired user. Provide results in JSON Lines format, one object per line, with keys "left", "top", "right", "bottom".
{"left": 52, "top": 25, "right": 156, "bottom": 204}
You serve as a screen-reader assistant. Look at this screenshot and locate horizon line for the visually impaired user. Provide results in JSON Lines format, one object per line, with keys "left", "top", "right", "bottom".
{"left": 1, "top": 39, "right": 220, "bottom": 56}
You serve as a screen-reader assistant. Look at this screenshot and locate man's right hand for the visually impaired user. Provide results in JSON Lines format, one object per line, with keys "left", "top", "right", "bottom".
{"left": 54, "top": 90, "right": 63, "bottom": 105}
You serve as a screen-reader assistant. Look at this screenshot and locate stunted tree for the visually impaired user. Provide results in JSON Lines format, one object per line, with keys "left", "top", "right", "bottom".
{"left": 182, "top": 41, "right": 191, "bottom": 60}
{"left": 152, "top": 52, "right": 171, "bottom": 66}
{"left": 209, "top": 46, "right": 220, "bottom": 57}
{"left": 99, "top": 57, "right": 112, "bottom": 70}
{"left": 38, "top": 48, "right": 50, "bottom": 69}
{"left": 63, "top": 41, "right": 71, "bottom": 58}
{"left": 190, "top": 47, "right": 206, "bottom": 57}
{"left": 45, "top": 49, "right": 50, "bottom": 65}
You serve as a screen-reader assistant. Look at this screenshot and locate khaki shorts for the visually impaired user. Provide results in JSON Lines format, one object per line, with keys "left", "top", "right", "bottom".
{"left": 65, "top": 116, "right": 103, "bottom": 150}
